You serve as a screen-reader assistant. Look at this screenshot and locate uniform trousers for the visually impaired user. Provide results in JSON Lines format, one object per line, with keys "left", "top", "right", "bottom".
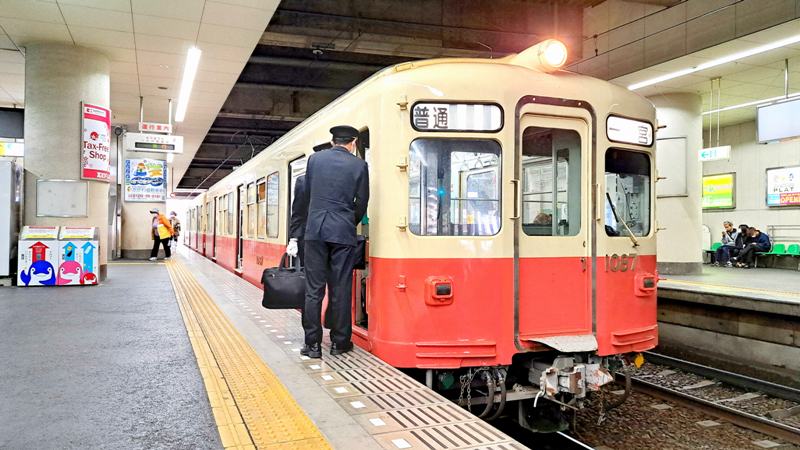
{"left": 302, "top": 239, "right": 354, "bottom": 347}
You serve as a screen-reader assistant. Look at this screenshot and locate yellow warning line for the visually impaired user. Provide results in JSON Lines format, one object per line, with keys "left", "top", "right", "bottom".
{"left": 165, "top": 259, "right": 331, "bottom": 450}
{"left": 661, "top": 278, "right": 800, "bottom": 297}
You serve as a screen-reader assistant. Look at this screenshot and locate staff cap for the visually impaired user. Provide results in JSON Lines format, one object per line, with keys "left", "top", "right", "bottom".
{"left": 330, "top": 125, "right": 359, "bottom": 140}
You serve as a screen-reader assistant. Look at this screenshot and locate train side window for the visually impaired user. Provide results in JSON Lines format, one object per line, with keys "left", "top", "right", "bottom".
{"left": 605, "top": 149, "right": 651, "bottom": 237}
{"left": 217, "top": 196, "right": 225, "bottom": 236}
{"left": 408, "top": 139, "right": 501, "bottom": 236}
{"left": 256, "top": 178, "right": 266, "bottom": 239}
{"left": 247, "top": 182, "right": 257, "bottom": 238}
{"left": 227, "top": 193, "right": 235, "bottom": 236}
{"left": 521, "top": 127, "right": 581, "bottom": 237}
{"left": 266, "top": 171, "right": 280, "bottom": 238}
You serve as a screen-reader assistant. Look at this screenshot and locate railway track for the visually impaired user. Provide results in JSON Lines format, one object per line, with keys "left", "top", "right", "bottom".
{"left": 629, "top": 352, "right": 800, "bottom": 446}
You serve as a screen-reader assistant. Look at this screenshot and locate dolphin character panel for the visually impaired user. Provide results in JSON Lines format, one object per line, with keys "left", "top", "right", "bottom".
{"left": 57, "top": 261, "right": 84, "bottom": 285}
{"left": 20, "top": 260, "right": 57, "bottom": 286}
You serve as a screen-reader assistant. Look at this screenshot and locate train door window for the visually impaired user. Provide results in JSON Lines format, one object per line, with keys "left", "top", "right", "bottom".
{"left": 218, "top": 196, "right": 225, "bottom": 236}
{"left": 247, "top": 182, "right": 257, "bottom": 238}
{"left": 521, "top": 127, "right": 581, "bottom": 237}
{"left": 266, "top": 171, "right": 280, "bottom": 238}
{"left": 206, "top": 202, "right": 212, "bottom": 234}
{"left": 227, "top": 193, "right": 235, "bottom": 235}
{"left": 409, "top": 139, "right": 501, "bottom": 236}
{"left": 605, "top": 149, "right": 651, "bottom": 236}
{"left": 256, "top": 178, "right": 266, "bottom": 239}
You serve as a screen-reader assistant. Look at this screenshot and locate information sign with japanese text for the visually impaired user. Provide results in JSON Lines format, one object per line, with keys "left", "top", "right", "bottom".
{"left": 411, "top": 103, "right": 502, "bottom": 132}
{"left": 607, "top": 116, "right": 653, "bottom": 146}
{"left": 124, "top": 158, "right": 167, "bottom": 202}
{"left": 81, "top": 103, "right": 112, "bottom": 182}
{"left": 766, "top": 166, "right": 800, "bottom": 207}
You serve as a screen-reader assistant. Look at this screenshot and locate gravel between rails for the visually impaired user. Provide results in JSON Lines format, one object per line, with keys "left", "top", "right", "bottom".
{"left": 570, "top": 363, "right": 800, "bottom": 450}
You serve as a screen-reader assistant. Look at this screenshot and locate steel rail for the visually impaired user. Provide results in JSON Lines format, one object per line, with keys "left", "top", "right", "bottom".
{"left": 632, "top": 378, "right": 800, "bottom": 446}
{"left": 644, "top": 352, "right": 800, "bottom": 403}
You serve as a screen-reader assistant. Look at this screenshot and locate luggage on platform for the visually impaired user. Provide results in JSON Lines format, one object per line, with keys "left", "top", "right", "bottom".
{"left": 261, "top": 253, "right": 305, "bottom": 309}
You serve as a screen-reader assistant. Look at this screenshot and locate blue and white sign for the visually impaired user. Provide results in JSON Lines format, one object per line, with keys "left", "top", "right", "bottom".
{"left": 124, "top": 158, "right": 167, "bottom": 202}
{"left": 699, "top": 145, "right": 731, "bottom": 162}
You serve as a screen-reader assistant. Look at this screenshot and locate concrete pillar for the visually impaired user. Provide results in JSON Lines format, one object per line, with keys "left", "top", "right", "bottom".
{"left": 650, "top": 93, "right": 703, "bottom": 274}
{"left": 23, "top": 43, "right": 111, "bottom": 279}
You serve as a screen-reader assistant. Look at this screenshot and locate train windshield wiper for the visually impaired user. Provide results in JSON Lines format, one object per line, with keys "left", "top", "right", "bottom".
{"left": 605, "top": 192, "right": 639, "bottom": 248}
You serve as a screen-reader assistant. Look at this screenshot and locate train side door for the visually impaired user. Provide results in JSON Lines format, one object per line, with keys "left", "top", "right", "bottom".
{"left": 515, "top": 114, "right": 593, "bottom": 347}
{"left": 236, "top": 184, "right": 245, "bottom": 271}
{"left": 212, "top": 197, "right": 217, "bottom": 259}
{"left": 287, "top": 156, "right": 307, "bottom": 243}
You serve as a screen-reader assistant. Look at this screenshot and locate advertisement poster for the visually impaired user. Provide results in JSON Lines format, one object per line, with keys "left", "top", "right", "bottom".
{"left": 766, "top": 166, "right": 800, "bottom": 206}
{"left": 124, "top": 158, "right": 167, "bottom": 202}
{"left": 702, "top": 173, "right": 735, "bottom": 209}
{"left": 81, "top": 103, "right": 112, "bottom": 182}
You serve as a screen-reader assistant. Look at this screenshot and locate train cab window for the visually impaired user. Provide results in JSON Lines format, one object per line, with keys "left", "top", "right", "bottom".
{"left": 605, "top": 149, "right": 651, "bottom": 237}
{"left": 256, "top": 178, "right": 266, "bottom": 239}
{"left": 521, "top": 127, "right": 581, "bottom": 236}
{"left": 409, "top": 139, "right": 501, "bottom": 236}
{"left": 266, "top": 172, "right": 280, "bottom": 238}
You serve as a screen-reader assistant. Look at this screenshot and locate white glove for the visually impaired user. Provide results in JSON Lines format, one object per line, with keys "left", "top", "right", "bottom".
{"left": 286, "top": 238, "right": 298, "bottom": 257}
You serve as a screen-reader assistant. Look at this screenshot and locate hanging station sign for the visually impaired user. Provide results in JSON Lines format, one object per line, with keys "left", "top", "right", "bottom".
{"left": 124, "top": 132, "right": 184, "bottom": 153}
{"left": 138, "top": 122, "right": 172, "bottom": 134}
{"left": 606, "top": 115, "right": 653, "bottom": 146}
{"left": 699, "top": 145, "right": 731, "bottom": 162}
{"left": 80, "top": 103, "right": 112, "bottom": 182}
{"left": 123, "top": 158, "right": 167, "bottom": 202}
{"left": 766, "top": 166, "right": 800, "bottom": 207}
{"left": 411, "top": 102, "right": 503, "bottom": 132}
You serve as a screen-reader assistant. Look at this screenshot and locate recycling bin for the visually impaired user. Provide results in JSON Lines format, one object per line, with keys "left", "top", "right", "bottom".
{"left": 17, "top": 226, "right": 60, "bottom": 286}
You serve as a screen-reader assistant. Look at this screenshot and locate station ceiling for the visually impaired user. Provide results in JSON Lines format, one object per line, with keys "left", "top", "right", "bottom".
{"left": 176, "top": 0, "right": 588, "bottom": 191}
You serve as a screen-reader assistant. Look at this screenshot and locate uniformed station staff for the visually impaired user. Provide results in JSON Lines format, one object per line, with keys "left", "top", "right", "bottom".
{"left": 299, "top": 125, "right": 369, "bottom": 358}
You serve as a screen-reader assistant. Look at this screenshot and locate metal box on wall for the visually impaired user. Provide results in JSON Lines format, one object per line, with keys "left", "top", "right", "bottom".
{"left": 17, "top": 226, "right": 59, "bottom": 286}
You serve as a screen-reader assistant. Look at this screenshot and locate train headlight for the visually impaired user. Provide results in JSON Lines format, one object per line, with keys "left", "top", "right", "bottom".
{"left": 507, "top": 39, "right": 569, "bottom": 73}
{"left": 539, "top": 39, "right": 568, "bottom": 71}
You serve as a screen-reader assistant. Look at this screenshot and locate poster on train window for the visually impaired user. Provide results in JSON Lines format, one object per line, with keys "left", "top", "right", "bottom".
{"left": 80, "top": 103, "right": 112, "bottom": 182}
{"left": 702, "top": 173, "right": 735, "bottom": 210}
{"left": 123, "top": 158, "right": 167, "bottom": 202}
{"left": 766, "top": 166, "right": 800, "bottom": 206}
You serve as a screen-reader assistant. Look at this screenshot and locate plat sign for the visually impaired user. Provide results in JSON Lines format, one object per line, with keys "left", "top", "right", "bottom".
{"left": 605, "top": 253, "right": 638, "bottom": 272}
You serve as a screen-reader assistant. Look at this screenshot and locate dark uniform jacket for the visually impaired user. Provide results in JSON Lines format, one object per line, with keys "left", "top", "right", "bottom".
{"left": 303, "top": 146, "right": 369, "bottom": 246}
{"left": 289, "top": 175, "right": 307, "bottom": 240}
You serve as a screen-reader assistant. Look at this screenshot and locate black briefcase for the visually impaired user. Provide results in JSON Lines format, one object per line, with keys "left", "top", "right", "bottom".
{"left": 261, "top": 254, "right": 305, "bottom": 309}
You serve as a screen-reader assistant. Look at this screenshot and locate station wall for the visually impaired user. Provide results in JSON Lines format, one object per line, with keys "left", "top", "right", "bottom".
{"left": 702, "top": 120, "right": 800, "bottom": 236}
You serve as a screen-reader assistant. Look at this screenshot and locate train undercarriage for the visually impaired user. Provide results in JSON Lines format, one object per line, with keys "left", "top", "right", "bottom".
{"left": 411, "top": 352, "right": 639, "bottom": 432}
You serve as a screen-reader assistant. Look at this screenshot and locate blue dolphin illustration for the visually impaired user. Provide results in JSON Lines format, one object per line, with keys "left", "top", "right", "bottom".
{"left": 20, "top": 260, "right": 56, "bottom": 286}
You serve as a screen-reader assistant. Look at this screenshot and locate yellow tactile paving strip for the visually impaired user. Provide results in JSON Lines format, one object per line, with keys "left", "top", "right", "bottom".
{"left": 165, "top": 259, "right": 331, "bottom": 450}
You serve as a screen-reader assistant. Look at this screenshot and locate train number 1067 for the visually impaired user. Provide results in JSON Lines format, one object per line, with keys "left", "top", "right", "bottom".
{"left": 605, "top": 253, "right": 638, "bottom": 272}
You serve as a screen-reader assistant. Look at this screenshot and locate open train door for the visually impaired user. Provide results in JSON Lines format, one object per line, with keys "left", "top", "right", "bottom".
{"left": 514, "top": 112, "right": 594, "bottom": 351}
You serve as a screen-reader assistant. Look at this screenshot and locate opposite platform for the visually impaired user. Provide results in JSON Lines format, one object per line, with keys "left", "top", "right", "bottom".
{"left": 659, "top": 266, "right": 800, "bottom": 317}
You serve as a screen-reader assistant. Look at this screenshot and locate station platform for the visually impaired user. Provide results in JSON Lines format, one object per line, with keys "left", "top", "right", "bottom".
{"left": 658, "top": 266, "right": 800, "bottom": 316}
{"left": 0, "top": 247, "right": 527, "bottom": 450}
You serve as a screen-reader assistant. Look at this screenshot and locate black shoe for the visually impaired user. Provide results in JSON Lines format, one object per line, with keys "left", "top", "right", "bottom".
{"left": 303, "top": 343, "right": 322, "bottom": 358}
{"left": 330, "top": 342, "right": 353, "bottom": 356}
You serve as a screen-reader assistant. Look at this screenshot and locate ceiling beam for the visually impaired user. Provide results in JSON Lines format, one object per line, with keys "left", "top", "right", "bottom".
{"left": 235, "top": 82, "right": 345, "bottom": 95}
{"left": 216, "top": 112, "right": 307, "bottom": 122}
{"left": 247, "top": 55, "right": 386, "bottom": 72}
{"left": 208, "top": 127, "right": 287, "bottom": 136}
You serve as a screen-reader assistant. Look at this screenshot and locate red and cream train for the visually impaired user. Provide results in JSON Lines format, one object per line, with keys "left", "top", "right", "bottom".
{"left": 184, "top": 39, "right": 658, "bottom": 429}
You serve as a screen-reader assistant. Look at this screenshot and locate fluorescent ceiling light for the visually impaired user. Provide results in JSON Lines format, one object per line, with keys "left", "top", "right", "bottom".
{"left": 702, "top": 92, "right": 800, "bottom": 115}
{"left": 175, "top": 46, "right": 202, "bottom": 122}
{"left": 629, "top": 33, "right": 800, "bottom": 90}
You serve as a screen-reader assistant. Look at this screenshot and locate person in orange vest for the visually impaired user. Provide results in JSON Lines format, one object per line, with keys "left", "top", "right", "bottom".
{"left": 149, "top": 208, "right": 174, "bottom": 261}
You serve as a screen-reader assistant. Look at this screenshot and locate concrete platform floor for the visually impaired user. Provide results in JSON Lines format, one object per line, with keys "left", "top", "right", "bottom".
{"left": 0, "top": 262, "right": 220, "bottom": 449}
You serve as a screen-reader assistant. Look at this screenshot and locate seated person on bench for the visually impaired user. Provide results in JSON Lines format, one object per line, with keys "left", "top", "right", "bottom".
{"left": 733, "top": 227, "right": 771, "bottom": 268}
{"left": 713, "top": 220, "right": 739, "bottom": 267}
